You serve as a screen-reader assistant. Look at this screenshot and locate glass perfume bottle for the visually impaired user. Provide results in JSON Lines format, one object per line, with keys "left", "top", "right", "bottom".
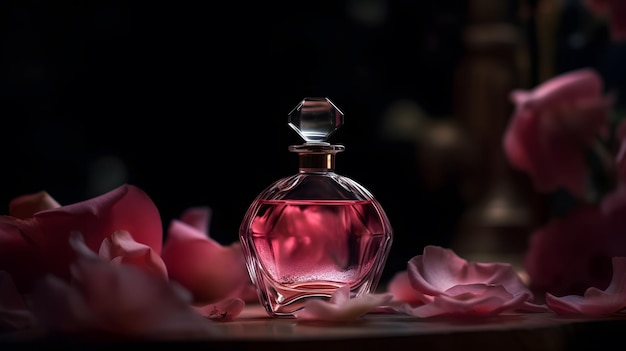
{"left": 239, "top": 97, "right": 394, "bottom": 317}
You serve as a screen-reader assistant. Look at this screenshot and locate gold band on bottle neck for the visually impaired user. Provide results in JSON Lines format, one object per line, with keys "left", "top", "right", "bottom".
{"left": 298, "top": 153, "right": 335, "bottom": 171}
{"left": 289, "top": 143, "right": 344, "bottom": 172}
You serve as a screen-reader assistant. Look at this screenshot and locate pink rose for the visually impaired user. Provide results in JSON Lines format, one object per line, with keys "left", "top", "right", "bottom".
{"left": 503, "top": 68, "right": 612, "bottom": 198}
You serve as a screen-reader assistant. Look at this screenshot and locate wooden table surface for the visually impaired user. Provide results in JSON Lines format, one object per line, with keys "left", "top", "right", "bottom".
{"left": 2, "top": 304, "right": 626, "bottom": 350}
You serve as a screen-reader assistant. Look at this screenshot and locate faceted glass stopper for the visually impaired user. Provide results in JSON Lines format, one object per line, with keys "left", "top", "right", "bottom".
{"left": 288, "top": 97, "right": 344, "bottom": 143}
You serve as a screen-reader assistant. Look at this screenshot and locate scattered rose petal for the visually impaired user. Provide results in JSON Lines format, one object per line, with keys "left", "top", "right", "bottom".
{"left": 100, "top": 229, "right": 168, "bottom": 279}
{"left": 386, "top": 270, "right": 423, "bottom": 307}
{"left": 179, "top": 206, "right": 211, "bottom": 235}
{"left": 400, "top": 284, "right": 530, "bottom": 318}
{"left": 545, "top": 257, "right": 626, "bottom": 315}
{"left": 400, "top": 245, "right": 545, "bottom": 317}
{"left": 503, "top": 68, "right": 611, "bottom": 198}
{"left": 0, "top": 184, "right": 163, "bottom": 293}
{"left": 195, "top": 298, "right": 245, "bottom": 322}
{"left": 162, "top": 207, "right": 254, "bottom": 305}
{"left": 293, "top": 286, "right": 393, "bottom": 322}
{"left": 8, "top": 191, "right": 61, "bottom": 219}
{"left": 0, "top": 271, "right": 37, "bottom": 330}
{"left": 31, "top": 233, "right": 215, "bottom": 339}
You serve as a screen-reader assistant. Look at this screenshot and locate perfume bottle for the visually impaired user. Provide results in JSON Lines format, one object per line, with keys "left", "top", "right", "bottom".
{"left": 239, "top": 97, "right": 393, "bottom": 317}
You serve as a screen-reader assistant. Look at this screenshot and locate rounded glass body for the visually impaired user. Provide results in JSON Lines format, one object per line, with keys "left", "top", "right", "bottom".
{"left": 239, "top": 170, "right": 393, "bottom": 317}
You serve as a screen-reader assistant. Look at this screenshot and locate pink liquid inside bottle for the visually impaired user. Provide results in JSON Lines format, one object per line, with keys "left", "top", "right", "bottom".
{"left": 239, "top": 97, "right": 393, "bottom": 317}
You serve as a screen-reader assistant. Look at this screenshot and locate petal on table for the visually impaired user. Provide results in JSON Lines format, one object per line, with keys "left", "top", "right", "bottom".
{"left": 31, "top": 233, "right": 215, "bottom": 339}
{"left": 0, "top": 184, "right": 163, "bottom": 292}
{"left": 402, "top": 284, "right": 530, "bottom": 318}
{"left": 408, "top": 246, "right": 534, "bottom": 303}
{"left": 545, "top": 257, "right": 626, "bottom": 315}
{"left": 194, "top": 298, "right": 245, "bottom": 322}
{"left": 0, "top": 271, "right": 37, "bottom": 329}
{"left": 294, "top": 286, "right": 393, "bottom": 322}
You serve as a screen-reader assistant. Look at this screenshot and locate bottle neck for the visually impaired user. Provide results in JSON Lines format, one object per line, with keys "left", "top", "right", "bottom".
{"left": 298, "top": 153, "right": 336, "bottom": 172}
{"left": 289, "top": 143, "right": 345, "bottom": 173}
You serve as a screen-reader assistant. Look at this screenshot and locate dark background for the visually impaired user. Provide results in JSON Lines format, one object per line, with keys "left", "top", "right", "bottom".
{"left": 1, "top": 0, "right": 623, "bottom": 282}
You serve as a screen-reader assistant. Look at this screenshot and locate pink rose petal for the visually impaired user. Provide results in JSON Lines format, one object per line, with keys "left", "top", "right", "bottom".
{"left": 99, "top": 230, "right": 168, "bottom": 279}
{"left": 179, "top": 206, "right": 212, "bottom": 234}
{"left": 162, "top": 207, "right": 253, "bottom": 305}
{"left": 409, "top": 246, "right": 534, "bottom": 302}
{"left": 503, "top": 68, "right": 611, "bottom": 198}
{"left": 194, "top": 298, "right": 246, "bottom": 322}
{"left": 8, "top": 191, "right": 61, "bottom": 219}
{"left": 545, "top": 257, "right": 626, "bottom": 315}
{"left": 401, "top": 284, "right": 530, "bottom": 318}
{"left": 0, "top": 271, "right": 37, "bottom": 329}
{"left": 294, "top": 286, "right": 393, "bottom": 322}
{"left": 31, "top": 233, "right": 215, "bottom": 338}
{"left": 402, "top": 246, "right": 542, "bottom": 317}
{"left": 386, "top": 270, "right": 423, "bottom": 307}
{"left": 0, "top": 219, "right": 45, "bottom": 295}
{"left": 0, "top": 184, "right": 163, "bottom": 293}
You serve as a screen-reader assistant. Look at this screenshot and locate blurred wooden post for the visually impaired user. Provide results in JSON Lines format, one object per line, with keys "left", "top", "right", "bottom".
{"left": 450, "top": 0, "right": 549, "bottom": 269}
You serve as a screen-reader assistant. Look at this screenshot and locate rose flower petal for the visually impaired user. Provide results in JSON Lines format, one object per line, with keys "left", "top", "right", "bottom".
{"left": 0, "top": 184, "right": 163, "bottom": 293}
{"left": 385, "top": 270, "right": 423, "bottom": 307}
{"left": 99, "top": 229, "right": 168, "bottom": 279}
{"left": 9, "top": 191, "right": 61, "bottom": 219}
{"left": 503, "top": 68, "right": 611, "bottom": 198}
{"left": 0, "top": 271, "right": 37, "bottom": 330}
{"left": 161, "top": 207, "right": 254, "bottom": 305}
{"left": 401, "top": 245, "right": 545, "bottom": 317}
{"left": 545, "top": 257, "right": 626, "bottom": 315}
{"left": 30, "top": 233, "right": 215, "bottom": 339}
{"left": 194, "top": 298, "right": 246, "bottom": 322}
{"left": 294, "top": 286, "right": 393, "bottom": 323}
{"left": 0, "top": 191, "right": 62, "bottom": 295}
{"left": 403, "top": 284, "right": 531, "bottom": 318}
